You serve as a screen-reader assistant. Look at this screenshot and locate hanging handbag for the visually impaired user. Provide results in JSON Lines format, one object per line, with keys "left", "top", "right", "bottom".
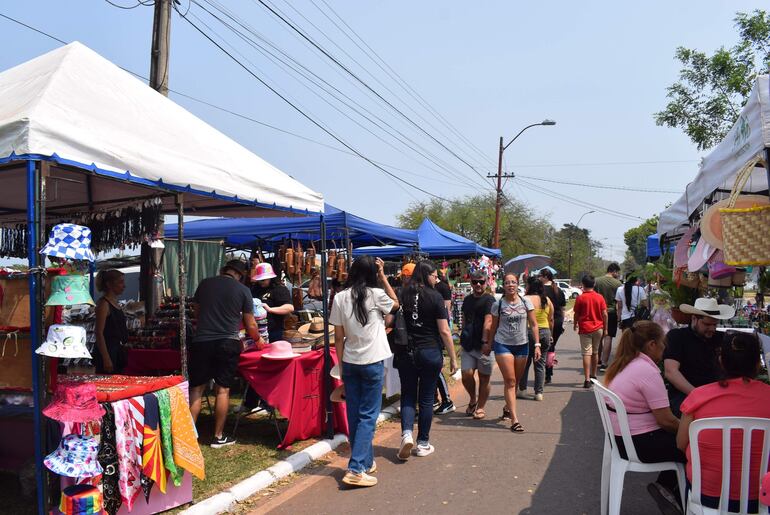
{"left": 720, "top": 157, "right": 770, "bottom": 266}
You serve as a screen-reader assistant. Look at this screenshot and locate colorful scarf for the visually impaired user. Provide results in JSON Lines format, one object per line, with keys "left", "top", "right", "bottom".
{"left": 168, "top": 385, "right": 205, "bottom": 480}
{"left": 142, "top": 393, "right": 166, "bottom": 494}
{"left": 97, "top": 404, "right": 121, "bottom": 515}
{"left": 113, "top": 400, "right": 141, "bottom": 511}
{"left": 156, "top": 389, "right": 183, "bottom": 486}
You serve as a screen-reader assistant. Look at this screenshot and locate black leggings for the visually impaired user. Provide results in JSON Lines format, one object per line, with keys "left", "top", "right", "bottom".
{"left": 615, "top": 429, "right": 686, "bottom": 492}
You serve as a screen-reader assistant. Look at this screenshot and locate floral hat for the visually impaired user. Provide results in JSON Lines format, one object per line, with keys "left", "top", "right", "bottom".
{"left": 40, "top": 223, "right": 96, "bottom": 262}
{"left": 45, "top": 275, "right": 95, "bottom": 306}
{"left": 44, "top": 434, "right": 103, "bottom": 478}
{"left": 35, "top": 325, "right": 91, "bottom": 359}
{"left": 43, "top": 383, "right": 106, "bottom": 423}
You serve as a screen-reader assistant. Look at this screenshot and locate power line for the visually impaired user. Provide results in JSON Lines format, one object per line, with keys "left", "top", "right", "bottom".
{"left": 475, "top": 159, "right": 698, "bottom": 169}
{"left": 104, "top": 0, "right": 149, "bottom": 9}
{"left": 0, "top": 13, "right": 67, "bottom": 44}
{"left": 515, "top": 174, "right": 682, "bottom": 194}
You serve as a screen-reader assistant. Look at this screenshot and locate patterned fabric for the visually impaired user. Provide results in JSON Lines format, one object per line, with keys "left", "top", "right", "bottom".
{"left": 44, "top": 434, "right": 102, "bottom": 478}
{"left": 61, "top": 374, "right": 184, "bottom": 402}
{"left": 113, "top": 400, "right": 141, "bottom": 511}
{"left": 141, "top": 393, "right": 166, "bottom": 495}
{"left": 97, "top": 403, "right": 122, "bottom": 515}
{"left": 156, "top": 389, "right": 183, "bottom": 486}
{"left": 168, "top": 385, "right": 205, "bottom": 480}
{"left": 59, "top": 484, "right": 102, "bottom": 515}
{"left": 40, "top": 223, "right": 96, "bottom": 262}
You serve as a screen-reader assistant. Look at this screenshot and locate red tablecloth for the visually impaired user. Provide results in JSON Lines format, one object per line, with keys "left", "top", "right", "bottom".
{"left": 238, "top": 348, "right": 348, "bottom": 449}
{"left": 124, "top": 348, "right": 181, "bottom": 376}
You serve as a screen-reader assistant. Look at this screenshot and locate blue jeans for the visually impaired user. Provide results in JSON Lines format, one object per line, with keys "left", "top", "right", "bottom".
{"left": 395, "top": 346, "right": 443, "bottom": 444}
{"left": 342, "top": 361, "right": 384, "bottom": 474}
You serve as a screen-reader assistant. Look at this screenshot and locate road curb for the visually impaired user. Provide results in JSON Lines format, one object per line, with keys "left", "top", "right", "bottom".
{"left": 181, "top": 403, "right": 399, "bottom": 514}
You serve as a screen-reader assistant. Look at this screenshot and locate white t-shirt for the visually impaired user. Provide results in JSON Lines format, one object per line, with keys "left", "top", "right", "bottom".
{"left": 329, "top": 287, "right": 394, "bottom": 365}
{"left": 615, "top": 285, "right": 647, "bottom": 321}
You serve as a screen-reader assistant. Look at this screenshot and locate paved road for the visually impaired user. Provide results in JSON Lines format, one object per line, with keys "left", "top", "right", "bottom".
{"left": 249, "top": 327, "right": 662, "bottom": 514}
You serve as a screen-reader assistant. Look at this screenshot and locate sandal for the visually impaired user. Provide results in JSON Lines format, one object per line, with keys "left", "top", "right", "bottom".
{"left": 501, "top": 407, "right": 511, "bottom": 420}
{"left": 510, "top": 421, "right": 524, "bottom": 433}
{"left": 472, "top": 408, "right": 486, "bottom": 420}
{"left": 465, "top": 402, "right": 477, "bottom": 416}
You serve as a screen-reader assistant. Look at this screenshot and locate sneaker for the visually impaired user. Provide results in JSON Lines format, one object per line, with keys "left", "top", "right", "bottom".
{"left": 598, "top": 364, "right": 608, "bottom": 372}
{"left": 211, "top": 435, "right": 236, "bottom": 448}
{"left": 367, "top": 461, "right": 377, "bottom": 474}
{"left": 415, "top": 443, "right": 434, "bottom": 457}
{"left": 646, "top": 482, "right": 682, "bottom": 515}
{"left": 342, "top": 471, "right": 377, "bottom": 487}
{"left": 434, "top": 401, "right": 456, "bottom": 415}
{"left": 397, "top": 434, "right": 414, "bottom": 461}
{"left": 433, "top": 399, "right": 441, "bottom": 410}
{"left": 516, "top": 389, "right": 527, "bottom": 399}
{"left": 583, "top": 380, "right": 592, "bottom": 389}
{"left": 544, "top": 376, "right": 552, "bottom": 384}
{"left": 534, "top": 393, "right": 544, "bottom": 401}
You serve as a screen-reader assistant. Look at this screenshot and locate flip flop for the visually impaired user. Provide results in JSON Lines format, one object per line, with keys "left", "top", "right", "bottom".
{"left": 501, "top": 407, "right": 511, "bottom": 420}
{"left": 510, "top": 421, "right": 524, "bottom": 433}
{"left": 472, "top": 408, "right": 486, "bottom": 420}
{"left": 465, "top": 402, "right": 477, "bottom": 416}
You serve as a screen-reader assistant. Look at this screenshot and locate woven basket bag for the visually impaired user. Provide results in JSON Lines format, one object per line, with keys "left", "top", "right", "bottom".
{"left": 720, "top": 157, "right": 770, "bottom": 266}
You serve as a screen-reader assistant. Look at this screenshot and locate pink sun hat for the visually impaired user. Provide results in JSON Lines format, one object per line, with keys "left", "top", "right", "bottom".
{"left": 687, "top": 238, "right": 717, "bottom": 272}
{"left": 43, "top": 383, "right": 106, "bottom": 423}
{"left": 261, "top": 340, "right": 300, "bottom": 360}
{"left": 252, "top": 262, "right": 277, "bottom": 282}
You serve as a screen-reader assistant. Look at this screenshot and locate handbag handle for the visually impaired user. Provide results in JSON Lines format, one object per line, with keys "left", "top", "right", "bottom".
{"left": 727, "top": 155, "right": 764, "bottom": 208}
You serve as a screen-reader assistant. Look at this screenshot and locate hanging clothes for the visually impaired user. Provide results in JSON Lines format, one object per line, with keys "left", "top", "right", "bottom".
{"left": 155, "top": 389, "right": 183, "bottom": 487}
{"left": 168, "top": 385, "right": 205, "bottom": 480}
{"left": 97, "top": 404, "right": 122, "bottom": 515}
{"left": 113, "top": 399, "right": 141, "bottom": 511}
{"left": 141, "top": 393, "right": 166, "bottom": 495}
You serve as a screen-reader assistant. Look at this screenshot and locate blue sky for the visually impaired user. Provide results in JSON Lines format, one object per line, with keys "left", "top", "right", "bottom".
{"left": 1, "top": 0, "right": 766, "bottom": 262}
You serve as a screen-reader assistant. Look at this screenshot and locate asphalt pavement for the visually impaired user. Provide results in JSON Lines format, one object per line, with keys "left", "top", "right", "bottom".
{"left": 248, "top": 326, "right": 664, "bottom": 515}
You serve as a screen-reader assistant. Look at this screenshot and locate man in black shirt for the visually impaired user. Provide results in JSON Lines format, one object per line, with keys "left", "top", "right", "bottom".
{"left": 189, "top": 260, "right": 261, "bottom": 448}
{"left": 663, "top": 298, "right": 734, "bottom": 416}
{"left": 460, "top": 271, "right": 495, "bottom": 419}
{"left": 539, "top": 269, "right": 566, "bottom": 383}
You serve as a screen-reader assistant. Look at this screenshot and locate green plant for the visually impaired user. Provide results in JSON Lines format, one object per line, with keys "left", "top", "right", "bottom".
{"left": 644, "top": 262, "right": 699, "bottom": 307}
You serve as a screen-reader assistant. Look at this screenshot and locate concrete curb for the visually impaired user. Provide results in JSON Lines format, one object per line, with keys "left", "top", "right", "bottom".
{"left": 180, "top": 404, "right": 398, "bottom": 514}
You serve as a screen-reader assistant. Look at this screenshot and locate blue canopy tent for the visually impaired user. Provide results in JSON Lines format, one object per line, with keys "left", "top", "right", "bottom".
{"left": 646, "top": 234, "right": 675, "bottom": 259}
{"left": 165, "top": 203, "right": 419, "bottom": 249}
{"left": 353, "top": 218, "right": 502, "bottom": 258}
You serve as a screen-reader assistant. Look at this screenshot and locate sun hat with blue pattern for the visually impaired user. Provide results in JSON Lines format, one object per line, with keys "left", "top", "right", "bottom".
{"left": 40, "top": 224, "right": 96, "bottom": 262}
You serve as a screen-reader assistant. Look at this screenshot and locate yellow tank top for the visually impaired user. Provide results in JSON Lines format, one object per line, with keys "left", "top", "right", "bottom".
{"left": 534, "top": 302, "right": 550, "bottom": 329}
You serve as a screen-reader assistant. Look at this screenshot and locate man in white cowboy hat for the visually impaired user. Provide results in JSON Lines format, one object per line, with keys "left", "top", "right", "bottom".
{"left": 663, "top": 297, "right": 734, "bottom": 416}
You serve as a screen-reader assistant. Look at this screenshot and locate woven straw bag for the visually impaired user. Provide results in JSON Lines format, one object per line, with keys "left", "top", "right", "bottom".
{"left": 720, "top": 157, "right": 770, "bottom": 266}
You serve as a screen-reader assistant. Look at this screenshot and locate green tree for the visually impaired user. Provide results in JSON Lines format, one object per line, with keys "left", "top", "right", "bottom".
{"left": 654, "top": 9, "right": 770, "bottom": 150}
{"left": 623, "top": 215, "right": 659, "bottom": 266}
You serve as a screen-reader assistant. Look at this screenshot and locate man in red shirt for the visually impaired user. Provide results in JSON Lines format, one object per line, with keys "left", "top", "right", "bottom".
{"left": 572, "top": 274, "right": 607, "bottom": 388}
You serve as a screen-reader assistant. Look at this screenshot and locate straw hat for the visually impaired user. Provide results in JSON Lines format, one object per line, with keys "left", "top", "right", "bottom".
{"left": 298, "top": 317, "right": 335, "bottom": 343}
{"left": 679, "top": 298, "right": 735, "bottom": 320}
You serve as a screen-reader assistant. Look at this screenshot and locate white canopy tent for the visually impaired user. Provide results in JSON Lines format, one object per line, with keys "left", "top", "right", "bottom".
{"left": 658, "top": 75, "right": 770, "bottom": 237}
{"left": 0, "top": 42, "right": 324, "bottom": 218}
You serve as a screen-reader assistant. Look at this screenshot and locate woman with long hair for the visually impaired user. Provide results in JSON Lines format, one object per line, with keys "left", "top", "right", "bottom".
{"left": 518, "top": 276, "right": 552, "bottom": 400}
{"left": 490, "top": 273, "right": 539, "bottom": 431}
{"left": 676, "top": 332, "right": 770, "bottom": 512}
{"left": 615, "top": 274, "right": 647, "bottom": 330}
{"left": 94, "top": 269, "right": 128, "bottom": 374}
{"left": 395, "top": 260, "right": 458, "bottom": 461}
{"left": 604, "top": 321, "right": 684, "bottom": 513}
{"left": 329, "top": 256, "right": 399, "bottom": 487}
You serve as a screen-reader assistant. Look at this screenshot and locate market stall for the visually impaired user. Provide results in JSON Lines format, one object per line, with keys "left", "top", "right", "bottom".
{"left": 0, "top": 42, "right": 323, "bottom": 514}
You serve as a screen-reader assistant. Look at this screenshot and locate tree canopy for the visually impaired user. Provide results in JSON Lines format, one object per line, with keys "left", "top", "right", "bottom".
{"left": 623, "top": 215, "right": 659, "bottom": 268}
{"left": 654, "top": 9, "right": 770, "bottom": 150}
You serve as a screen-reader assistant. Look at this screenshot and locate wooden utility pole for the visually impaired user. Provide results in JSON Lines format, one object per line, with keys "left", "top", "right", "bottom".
{"left": 490, "top": 136, "right": 514, "bottom": 249}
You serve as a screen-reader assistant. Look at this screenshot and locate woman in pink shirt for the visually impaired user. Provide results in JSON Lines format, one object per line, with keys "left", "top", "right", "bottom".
{"left": 677, "top": 332, "right": 770, "bottom": 513}
{"left": 604, "top": 321, "right": 685, "bottom": 513}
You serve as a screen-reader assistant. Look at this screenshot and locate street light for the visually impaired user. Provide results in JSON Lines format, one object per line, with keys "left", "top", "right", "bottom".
{"left": 567, "top": 209, "right": 594, "bottom": 281}
{"left": 492, "top": 119, "right": 556, "bottom": 248}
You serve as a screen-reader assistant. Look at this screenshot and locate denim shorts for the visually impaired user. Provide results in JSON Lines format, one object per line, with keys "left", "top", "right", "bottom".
{"left": 493, "top": 341, "right": 529, "bottom": 358}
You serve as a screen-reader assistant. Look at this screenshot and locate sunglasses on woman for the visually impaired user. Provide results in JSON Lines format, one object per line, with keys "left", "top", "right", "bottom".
{"left": 471, "top": 280, "right": 485, "bottom": 285}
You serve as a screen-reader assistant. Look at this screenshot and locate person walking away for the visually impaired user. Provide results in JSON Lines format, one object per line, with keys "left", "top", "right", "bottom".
{"left": 594, "top": 263, "right": 622, "bottom": 370}
{"left": 676, "top": 332, "right": 770, "bottom": 513}
{"left": 460, "top": 271, "right": 495, "bottom": 419}
{"left": 615, "top": 274, "right": 647, "bottom": 331}
{"left": 189, "top": 260, "right": 261, "bottom": 448}
{"left": 573, "top": 274, "right": 607, "bottom": 388}
{"left": 250, "top": 263, "right": 294, "bottom": 342}
{"left": 94, "top": 269, "right": 128, "bottom": 374}
{"left": 518, "top": 277, "right": 552, "bottom": 400}
{"left": 490, "top": 273, "right": 538, "bottom": 431}
{"left": 396, "top": 261, "right": 458, "bottom": 460}
{"left": 604, "top": 321, "right": 685, "bottom": 515}
{"left": 663, "top": 297, "right": 733, "bottom": 416}
{"left": 539, "top": 269, "right": 565, "bottom": 383}
{"left": 433, "top": 270, "right": 455, "bottom": 415}
{"left": 330, "top": 256, "right": 399, "bottom": 487}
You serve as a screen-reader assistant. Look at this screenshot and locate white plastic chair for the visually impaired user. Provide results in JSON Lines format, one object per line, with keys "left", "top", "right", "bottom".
{"left": 590, "top": 378, "right": 687, "bottom": 515}
{"left": 687, "top": 417, "right": 770, "bottom": 515}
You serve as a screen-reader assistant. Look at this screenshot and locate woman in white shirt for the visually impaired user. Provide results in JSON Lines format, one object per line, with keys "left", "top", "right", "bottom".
{"left": 330, "top": 256, "right": 399, "bottom": 487}
{"left": 615, "top": 274, "right": 648, "bottom": 330}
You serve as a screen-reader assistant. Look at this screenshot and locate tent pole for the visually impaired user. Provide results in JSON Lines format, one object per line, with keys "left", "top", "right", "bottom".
{"left": 320, "top": 214, "right": 334, "bottom": 438}
{"left": 176, "top": 194, "right": 188, "bottom": 379}
{"left": 27, "top": 159, "right": 46, "bottom": 515}
{"left": 765, "top": 149, "right": 770, "bottom": 199}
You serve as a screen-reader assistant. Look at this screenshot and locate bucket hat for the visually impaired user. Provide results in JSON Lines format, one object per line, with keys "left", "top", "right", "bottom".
{"left": 700, "top": 194, "right": 770, "bottom": 249}
{"left": 43, "top": 383, "right": 105, "bottom": 423}
{"left": 261, "top": 340, "right": 301, "bottom": 360}
{"left": 46, "top": 275, "right": 95, "bottom": 306}
{"left": 35, "top": 325, "right": 91, "bottom": 359}
{"left": 687, "top": 238, "right": 716, "bottom": 273}
{"left": 44, "top": 434, "right": 103, "bottom": 478}
{"left": 401, "top": 263, "right": 415, "bottom": 278}
{"left": 59, "top": 484, "right": 103, "bottom": 515}
{"left": 40, "top": 224, "right": 96, "bottom": 262}
{"left": 251, "top": 262, "right": 277, "bottom": 282}
{"left": 679, "top": 298, "right": 735, "bottom": 320}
